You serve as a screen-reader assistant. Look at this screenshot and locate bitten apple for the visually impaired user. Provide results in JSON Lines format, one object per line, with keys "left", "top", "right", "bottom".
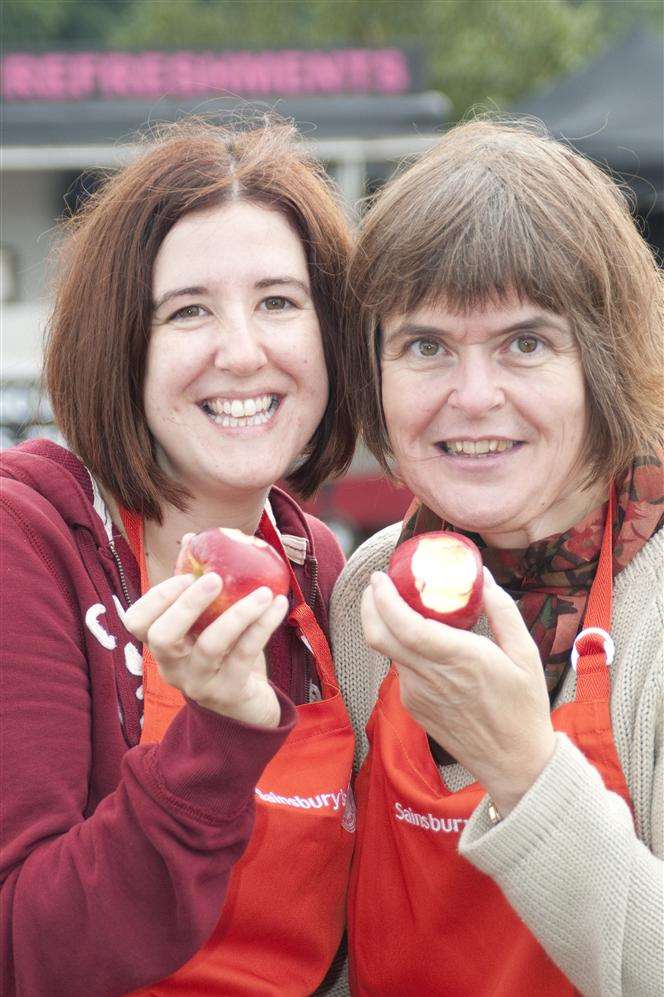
{"left": 387, "top": 531, "right": 483, "bottom": 629}
{"left": 175, "top": 527, "right": 290, "bottom": 637}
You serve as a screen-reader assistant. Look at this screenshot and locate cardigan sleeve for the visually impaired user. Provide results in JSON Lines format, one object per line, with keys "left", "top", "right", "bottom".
{"left": 460, "top": 727, "right": 664, "bottom": 997}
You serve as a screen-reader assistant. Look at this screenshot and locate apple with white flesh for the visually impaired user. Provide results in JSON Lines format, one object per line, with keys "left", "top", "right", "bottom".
{"left": 388, "top": 532, "right": 484, "bottom": 630}
{"left": 175, "top": 527, "right": 290, "bottom": 637}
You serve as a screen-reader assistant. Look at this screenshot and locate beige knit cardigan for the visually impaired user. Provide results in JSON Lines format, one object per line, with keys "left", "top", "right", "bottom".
{"left": 328, "top": 527, "right": 663, "bottom": 997}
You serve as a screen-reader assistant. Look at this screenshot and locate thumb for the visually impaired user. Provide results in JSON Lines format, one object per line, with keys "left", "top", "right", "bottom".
{"left": 482, "top": 568, "right": 541, "bottom": 673}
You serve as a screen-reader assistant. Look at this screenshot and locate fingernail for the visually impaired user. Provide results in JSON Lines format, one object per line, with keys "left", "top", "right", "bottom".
{"left": 253, "top": 586, "right": 272, "bottom": 605}
{"left": 200, "top": 572, "right": 222, "bottom": 593}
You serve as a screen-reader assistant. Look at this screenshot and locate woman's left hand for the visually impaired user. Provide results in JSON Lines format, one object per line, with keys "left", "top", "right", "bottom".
{"left": 361, "top": 568, "right": 556, "bottom": 815}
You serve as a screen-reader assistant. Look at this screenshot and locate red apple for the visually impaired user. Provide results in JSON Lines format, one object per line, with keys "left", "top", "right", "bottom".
{"left": 174, "top": 527, "right": 290, "bottom": 637}
{"left": 387, "top": 531, "right": 484, "bottom": 629}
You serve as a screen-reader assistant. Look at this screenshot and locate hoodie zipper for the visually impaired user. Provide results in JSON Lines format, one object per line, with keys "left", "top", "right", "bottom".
{"left": 109, "top": 538, "right": 133, "bottom": 608}
{"left": 307, "top": 556, "right": 318, "bottom": 613}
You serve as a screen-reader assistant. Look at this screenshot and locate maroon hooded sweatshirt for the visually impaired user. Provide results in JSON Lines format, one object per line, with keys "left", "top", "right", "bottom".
{"left": 0, "top": 440, "right": 345, "bottom": 996}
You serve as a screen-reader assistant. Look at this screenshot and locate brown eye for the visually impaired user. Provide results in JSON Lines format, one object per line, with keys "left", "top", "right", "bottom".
{"left": 415, "top": 339, "right": 440, "bottom": 357}
{"left": 263, "top": 296, "right": 288, "bottom": 311}
{"left": 514, "top": 335, "right": 539, "bottom": 354}
{"left": 170, "top": 304, "right": 205, "bottom": 320}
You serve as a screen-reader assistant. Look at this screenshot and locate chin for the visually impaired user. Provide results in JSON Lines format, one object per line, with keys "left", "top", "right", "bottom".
{"left": 428, "top": 497, "right": 516, "bottom": 535}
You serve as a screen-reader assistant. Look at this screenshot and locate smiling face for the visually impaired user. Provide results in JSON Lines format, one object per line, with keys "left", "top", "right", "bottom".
{"left": 144, "top": 200, "right": 328, "bottom": 505}
{"left": 380, "top": 294, "right": 603, "bottom": 547}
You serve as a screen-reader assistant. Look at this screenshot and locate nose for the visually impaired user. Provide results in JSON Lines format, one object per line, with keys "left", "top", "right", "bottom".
{"left": 447, "top": 354, "right": 505, "bottom": 417}
{"left": 212, "top": 320, "right": 267, "bottom": 376}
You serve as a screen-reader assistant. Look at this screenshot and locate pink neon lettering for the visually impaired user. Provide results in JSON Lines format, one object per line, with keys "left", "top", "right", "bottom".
{"left": 98, "top": 53, "right": 131, "bottom": 97}
{"left": 302, "top": 50, "right": 345, "bottom": 93}
{"left": 233, "top": 52, "right": 275, "bottom": 94}
{"left": 1, "top": 47, "right": 411, "bottom": 101}
{"left": 169, "top": 52, "right": 199, "bottom": 95}
{"left": 374, "top": 49, "right": 411, "bottom": 93}
{"left": 67, "top": 53, "right": 97, "bottom": 99}
{"left": 345, "top": 49, "right": 371, "bottom": 90}
{"left": 134, "top": 52, "right": 162, "bottom": 96}
{"left": 2, "top": 54, "right": 36, "bottom": 99}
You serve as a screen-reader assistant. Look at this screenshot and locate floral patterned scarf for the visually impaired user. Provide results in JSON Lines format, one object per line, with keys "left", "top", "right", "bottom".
{"left": 397, "top": 455, "right": 663, "bottom": 763}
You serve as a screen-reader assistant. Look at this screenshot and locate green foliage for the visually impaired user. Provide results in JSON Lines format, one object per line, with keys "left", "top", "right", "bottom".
{"left": 2, "top": 0, "right": 661, "bottom": 113}
{"left": 2, "top": 0, "right": 133, "bottom": 47}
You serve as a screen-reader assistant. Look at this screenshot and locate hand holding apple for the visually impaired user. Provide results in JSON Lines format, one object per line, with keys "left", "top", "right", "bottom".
{"left": 361, "top": 567, "right": 555, "bottom": 815}
{"left": 123, "top": 528, "right": 292, "bottom": 727}
{"left": 388, "top": 531, "right": 483, "bottom": 630}
{"left": 175, "top": 527, "right": 290, "bottom": 637}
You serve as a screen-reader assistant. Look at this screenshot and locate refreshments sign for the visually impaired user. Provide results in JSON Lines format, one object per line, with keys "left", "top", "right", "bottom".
{"left": 1, "top": 48, "right": 413, "bottom": 102}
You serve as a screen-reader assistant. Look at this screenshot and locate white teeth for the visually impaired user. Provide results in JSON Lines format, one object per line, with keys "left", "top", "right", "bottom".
{"left": 205, "top": 395, "right": 278, "bottom": 429}
{"left": 203, "top": 394, "right": 278, "bottom": 425}
{"left": 205, "top": 394, "right": 275, "bottom": 417}
{"left": 445, "top": 439, "right": 517, "bottom": 456}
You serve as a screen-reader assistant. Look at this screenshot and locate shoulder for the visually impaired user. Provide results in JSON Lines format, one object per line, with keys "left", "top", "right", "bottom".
{"left": 1, "top": 474, "right": 65, "bottom": 542}
{"left": 302, "top": 511, "right": 346, "bottom": 610}
{"left": 610, "top": 531, "right": 663, "bottom": 848}
{"left": 330, "top": 525, "right": 401, "bottom": 768}
{"left": 332, "top": 523, "right": 401, "bottom": 612}
{"left": 302, "top": 511, "right": 345, "bottom": 571}
{"left": 269, "top": 485, "right": 346, "bottom": 586}
{"left": 269, "top": 487, "right": 347, "bottom": 616}
{"left": 613, "top": 530, "right": 663, "bottom": 640}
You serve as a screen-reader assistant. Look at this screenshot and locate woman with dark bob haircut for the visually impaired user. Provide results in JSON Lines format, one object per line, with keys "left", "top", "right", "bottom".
{"left": 1, "top": 118, "right": 357, "bottom": 995}
{"left": 332, "top": 119, "right": 663, "bottom": 996}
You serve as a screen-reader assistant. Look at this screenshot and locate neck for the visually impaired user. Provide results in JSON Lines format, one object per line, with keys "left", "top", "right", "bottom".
{"left": 105, "top": 486, "right": 271, "bottom": 587}
{"left": 478, "top": 478, "right": 608, "bottom": 550}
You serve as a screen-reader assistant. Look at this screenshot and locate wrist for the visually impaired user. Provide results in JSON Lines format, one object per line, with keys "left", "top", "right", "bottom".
{"left": 484, "top": 730, "right": 557, "bottom": 817}
{"left": 195, "top": 688, "right": 282, "bottom": 729}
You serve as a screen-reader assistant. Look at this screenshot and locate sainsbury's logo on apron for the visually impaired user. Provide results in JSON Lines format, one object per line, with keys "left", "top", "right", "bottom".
{"left": 256, "top": 783, "right": 357, "bottom": 831}
{"left": 394, "top": 801, "right": 469, "bottom": 834}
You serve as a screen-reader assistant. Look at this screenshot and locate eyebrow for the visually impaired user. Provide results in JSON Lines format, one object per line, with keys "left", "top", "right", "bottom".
{"left": 153, "top": 276, "right": 311, "bottom": 312}
{"left": 384, "top": 314, "right": 569, "bottom": 343}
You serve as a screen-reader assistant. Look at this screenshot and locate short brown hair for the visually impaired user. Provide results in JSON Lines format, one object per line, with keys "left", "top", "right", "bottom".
{"left": 45, "top": 117, "right": 354, "bottom": 520}
{"left": 346, "top": 118, "right": 663, "bottom": 485}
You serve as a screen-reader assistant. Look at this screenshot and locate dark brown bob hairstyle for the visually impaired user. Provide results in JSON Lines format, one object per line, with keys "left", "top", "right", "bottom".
{"left": 45, "top": 117, "right": 354, "bottom": 520}
{"left": 346, "top": 118, "right": 663, "bottom": 487}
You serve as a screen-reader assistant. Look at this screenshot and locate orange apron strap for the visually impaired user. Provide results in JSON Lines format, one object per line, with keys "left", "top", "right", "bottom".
{"left": 119, "top": 507, "right": 185, "bottom": 743}
{"left": 571, "top": 487, "right": 615, "bottom": 702}
{"left": 258, "top": 511, "right": 338, "bottom": 693}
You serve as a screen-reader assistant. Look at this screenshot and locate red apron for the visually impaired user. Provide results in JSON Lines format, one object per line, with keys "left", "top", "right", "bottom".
{"left": 348, "top": 491, "right": 632, "bottom": 995}
{"left": 121, "top": 509, "right": 355, "bottom": 996}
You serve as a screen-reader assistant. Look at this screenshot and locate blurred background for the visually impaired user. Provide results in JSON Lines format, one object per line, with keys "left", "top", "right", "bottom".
{"left": 2, "top": 0, "right": 662, "bottom": 551}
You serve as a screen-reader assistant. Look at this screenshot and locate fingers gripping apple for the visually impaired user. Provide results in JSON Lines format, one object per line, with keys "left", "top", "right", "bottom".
{"left": 175, "top": 527, "right": 290, "bottom": 637}
{"left": 388, "top": 532, "right": 484, "bottom": 629}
